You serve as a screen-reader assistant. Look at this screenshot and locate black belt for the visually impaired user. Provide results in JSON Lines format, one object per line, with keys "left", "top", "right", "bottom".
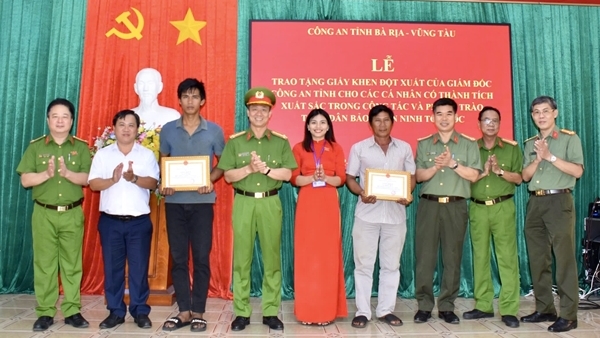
{"left": 35, "top": 198, "right": 83, "bottom": 212}
{"left": 102, "top": 213, "right": 148, "bottom": 222}
{"left": 530, "top": 189, "right": 571, "bottom": 197}
{"left": 420, "top": 194, "right": 465, "bottom": 204}
{"left": 234, "top": 188, "right": 278, "bottom": 198}
{"left": 471, "top": 194, "right": 514, "bottom": 206}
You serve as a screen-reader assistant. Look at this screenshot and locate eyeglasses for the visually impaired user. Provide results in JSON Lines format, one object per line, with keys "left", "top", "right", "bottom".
{"left": 482, "top": 118, "right": 499, "bottom": 125}
{"left": 531, "top": 109, "right": 554, "bottom": 116}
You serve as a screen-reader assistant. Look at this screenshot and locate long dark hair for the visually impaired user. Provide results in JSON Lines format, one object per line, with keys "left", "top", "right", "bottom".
{"left": 302, "top": 109, "right": 336, "bottom": 152}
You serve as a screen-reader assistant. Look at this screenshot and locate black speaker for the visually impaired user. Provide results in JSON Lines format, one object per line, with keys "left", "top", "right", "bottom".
{"left": 586, "top": 218, "right": 600, "bottom": 243}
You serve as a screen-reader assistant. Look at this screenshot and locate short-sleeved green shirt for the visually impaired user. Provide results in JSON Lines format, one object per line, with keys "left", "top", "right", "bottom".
{"left": 217, "top": 129, "right": 297, "bottom": 192}
{"left": 471, "top": 137, "right": 523, "bottom": 200}
{"left": 523, "top": 126, "right": 584, "bottom": 191}
{"left": 16, "top": 135, "right": 92, "bottom": 204}
{"left": 416, "top": 131, "right": 482, "bottom": 198}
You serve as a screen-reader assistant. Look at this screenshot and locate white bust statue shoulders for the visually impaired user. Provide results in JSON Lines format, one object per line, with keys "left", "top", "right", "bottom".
{"left": 131, "top": 68, "right": 180, "bottom": 128}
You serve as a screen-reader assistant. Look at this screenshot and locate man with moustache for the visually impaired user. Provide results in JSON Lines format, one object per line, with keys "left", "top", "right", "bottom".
{"left": 217, "top": 87, "right": 297, "bottom": 331}
{"left": 414, "top": 98, "right": 481, "bottom": 324}
{"left": 346, "top": 104, "right": 416, "bottom": 329}
{"left": 159, "top": 78, "right": 225, "bottom": 332}
{"left": 17, "top": 98, "right": 91, "bottom": 331}
{"left": 520, "top": 96, "right": 583, "bottom": 332}
{"left": 89, "top": 110, "right": 159, "bottom": 330}
{"left": 462, "top": 107, "right": 522, "bottom": 328}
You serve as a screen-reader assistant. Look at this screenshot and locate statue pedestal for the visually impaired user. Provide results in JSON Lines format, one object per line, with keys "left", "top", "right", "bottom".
{"left": 124, "top": 194, "right": 175, "bottom": 306}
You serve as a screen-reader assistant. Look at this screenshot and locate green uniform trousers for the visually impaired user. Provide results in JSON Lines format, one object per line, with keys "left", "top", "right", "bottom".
{"left": 232, "top": 194, "right": 283, "bottom": 317}
{"left": 415, "top": 198, "right": 468, "bottom": 311}
{"left": 469, "top": 199, "right": 520, "bottom": 315}
{"left": 524, "top": 193, "right": 578, "bottom": 320}
{"left": 31, "top": 204, "right": 84, "bottom": 317}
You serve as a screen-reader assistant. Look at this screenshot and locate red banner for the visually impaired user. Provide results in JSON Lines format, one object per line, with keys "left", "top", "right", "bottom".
{"left": 251, "top": 21, "right": 513, "bottom": 154}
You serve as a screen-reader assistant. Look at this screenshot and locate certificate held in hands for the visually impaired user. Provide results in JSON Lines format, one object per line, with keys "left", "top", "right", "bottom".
{"left": 364, "top": 169, "right": 411, "bottom": 201}
{"left": 161, "top": 156, "right": 210, "bottom": 191}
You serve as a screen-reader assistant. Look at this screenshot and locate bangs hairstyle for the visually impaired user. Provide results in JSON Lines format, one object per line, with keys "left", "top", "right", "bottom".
{"left": 302, "top": 109, "right": 336, "bottom": 152}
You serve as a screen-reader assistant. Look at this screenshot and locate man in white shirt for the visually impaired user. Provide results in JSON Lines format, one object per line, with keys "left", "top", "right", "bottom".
{"left": 89, "top": 110, "right": 160, "bottom": 330}
{"left": 346, "top": 104, "right": 416, "bottom": 329}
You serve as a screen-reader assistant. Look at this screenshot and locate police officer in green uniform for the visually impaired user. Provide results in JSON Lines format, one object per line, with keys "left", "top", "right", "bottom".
{"left": 16, "top": 99, "right": 91, "bottom": 331}
{"left": 520, "top": 96, "right": 584, "bottom": 333}
{"left": 462, "top": 107, "right": 522, "bottom": 328}
{"left": 217, "top": 87, "right": 297, "bottom": 332}
{"left": 414, "top": 98, "right": 481, "bottom": 324}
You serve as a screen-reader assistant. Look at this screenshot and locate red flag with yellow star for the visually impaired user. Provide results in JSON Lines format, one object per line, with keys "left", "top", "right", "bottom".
{"left": 77, "top": 0, "right": 237, "bottom": 299}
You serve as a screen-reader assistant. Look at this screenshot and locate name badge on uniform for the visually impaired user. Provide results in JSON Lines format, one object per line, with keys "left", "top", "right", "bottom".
{"left": 312, "top": 180, "right": 326, "bottom": 188}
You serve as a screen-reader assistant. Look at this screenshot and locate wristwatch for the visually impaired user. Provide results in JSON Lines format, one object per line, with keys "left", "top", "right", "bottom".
{"left": 550, "top": 155, "right": 557, "bottom": 163}
{"left": 450, "top": 161, "right": 459, "bottom": 170}
{"left": 131, "top": 175, "right": 138, "bottom": 184}
{"left": 498, "top": 169, "right": 504, "bottom": 177}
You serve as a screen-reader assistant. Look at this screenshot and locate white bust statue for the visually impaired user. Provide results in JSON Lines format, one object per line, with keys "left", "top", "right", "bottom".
{"left": 131, "top": 68, "right": 180, "bottom": 128}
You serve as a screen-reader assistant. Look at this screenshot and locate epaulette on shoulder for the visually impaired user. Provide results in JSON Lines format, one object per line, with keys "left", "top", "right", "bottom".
{"left": 73, "top": 136, "right": 88, "bottom": 143}
{"left": 460, "top": 133, "right": 476, "bottom": 142}
{"left": 271, "top": 131, "right": 288, "bottom": 139}
{"left": 524, "top": 135, "right": 538, "bottom": 143}
{"left": 501, "top": 138, "right": 518, "bottom": 146}
{"left": 417, "top": 134, "right": 433, "bottom": 141}
{"left": 560, "top": 128, "right": 576, "bottom": 135}
{"left": 30, "top": 135, "right": 45, "bottom": 143}
{"left": 229, "top": 131, "right": 246, "bottom": 139}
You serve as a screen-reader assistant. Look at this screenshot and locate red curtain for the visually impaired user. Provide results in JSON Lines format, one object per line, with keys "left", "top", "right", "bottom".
{"left": 76, "top": 0, "right": 237, "bottom": 298}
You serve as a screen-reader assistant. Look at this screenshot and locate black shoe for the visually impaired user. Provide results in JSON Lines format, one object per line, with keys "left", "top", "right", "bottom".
{"left": 501, "top": 315, "right": 519, "bottom": 328}
{"left": 548, "top": 317, "right": 577, "bottom": 332}
{"left": 439, "top": 311, "right": 460, "bottom": 324}
{"left": 463, "top": 309, "right": 494, "bottom": 320}
{"left": 231, "top": 316, "right": 250, "bottom": 331}
{"left": 64, "top": 313, "right": 89, "bottom": 328}
{"left": 32, "top": 316, "right": 54, "bottom": 331}
{"left": 413, "top": 310, "right": 432, "bottom": 323}
{"left": 520, "top": 311, "right": 557, "bottom": 323}
{"left": 263, "top": 316, "right": 284, "bottom": 330}
{"left": 134, "top": 314, "right": 152, "bottom": 329}
{"left": 99, "top": 313, "right": 125, "bottom": 329}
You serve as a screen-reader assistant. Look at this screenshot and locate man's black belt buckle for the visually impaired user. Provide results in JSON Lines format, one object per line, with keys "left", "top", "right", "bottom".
{"left": 471, "top": 194, "right": 514, "bottom": 206}
{"left": 234, "top": 188, "right": 278, "bottom": 199}
{"left": 103, "top": 213, "right": 145, "bottom": 222}
{"left": 421, "top": 194, "right": 464, "bottom": 204}
{"left": 35, "top": 198, "right": 83, "bottom": 212}
{"left": 531, "top": 189, "right": 571, "bottom": 197}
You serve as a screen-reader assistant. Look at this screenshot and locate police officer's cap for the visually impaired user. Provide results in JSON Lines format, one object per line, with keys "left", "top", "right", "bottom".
{"left": 245, "top": 87, "right": 276, "bottom": 107}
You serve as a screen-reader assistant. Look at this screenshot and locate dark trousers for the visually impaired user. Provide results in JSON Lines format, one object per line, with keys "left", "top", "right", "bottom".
{"left": 98, "top": 213, "right": 152, "bottom": 318}
{"left": 525, "top": 193, "right": 578, "bottom": 320}
{"left": 165, "top": 203, "right": 214, "bottom": 313}
{"left": 415, "top": 198, "right": 468, "bottom": 311}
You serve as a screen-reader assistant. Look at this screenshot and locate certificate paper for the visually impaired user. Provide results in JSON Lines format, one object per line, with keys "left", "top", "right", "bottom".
{"left": 364, "top": 169, "right": 411, "bottom": 201}
{"left": 161, "top": 156, "right": 210, "bottom": 191}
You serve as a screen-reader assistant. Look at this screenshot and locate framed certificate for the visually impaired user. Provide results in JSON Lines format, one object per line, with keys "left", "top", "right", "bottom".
{"left": 364, "top": 169, "right": 411, "bottom": 201}
{"left": 161, "top": 156, "right": 210, "bottom": 191}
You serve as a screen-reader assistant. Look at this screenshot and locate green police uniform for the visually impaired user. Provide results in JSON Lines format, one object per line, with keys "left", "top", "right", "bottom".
{"left": 217, "top": 129, "right": 297, "bottom": 317}
{"left": 523, "top": 127, "right": 583, "bottom": 321}
{"left": 415, "top": 131, "right": 481, "bottom": 311}
{"left": 16, "top": 135, "right": 91, "bottom": 318}
{"left": 469, "top": 137, "right": 522, "bottom": 316}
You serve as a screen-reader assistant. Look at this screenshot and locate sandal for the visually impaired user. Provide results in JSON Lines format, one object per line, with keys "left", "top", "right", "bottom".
{"left": 317, "top": 321, "right": 332, "bottom": 326}
{"left": 162, "top": 316, "right": 191, "bottom": 331}
{"left": 351, "top": 315, "right": 368, "bottom": 328}
{"left": 378, "top": 313, "right": 403, "bottom": 326}
{"left": 190, "top": 318, "right": 207, "bottom": 332}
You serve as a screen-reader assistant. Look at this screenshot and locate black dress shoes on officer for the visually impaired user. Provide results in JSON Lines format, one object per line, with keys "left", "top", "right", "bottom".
{"left": 263, "top": 316, "right": 284, "bottom": 330}
{"left": 99, "top": 313, "right": 125, "bottom": 329}
{"left": 501, "top": 315, "right": 520, "bottom": 328}
{"left": 520, "top": 311, "right": 557, "bottom": 323}
{"left": 32, "top": 316, "right": 54, "bottom": 331}
{"left": 463, "top": 309, "right": 494, "bottom": 320}
{"left": 548, "top": 317, "right": 577, "bottom": 332}
{"left": 64, "top": 313, "right": 89, "bottom": 328}
{"left": 413, "top": 310, "right": 432, "bottom": 323}
{"left": 438, "top": 311, "right": 460, "bottom": 324}
{"left": 134, "top": 314, "right": 152, "bottom": 328}
{"left": 231, "top": 316, "right": 250, "bottom": 331}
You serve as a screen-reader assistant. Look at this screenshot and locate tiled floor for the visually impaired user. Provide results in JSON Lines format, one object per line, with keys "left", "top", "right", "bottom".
{"left": 1, "top": 294, "right": 600, "bottom": 337}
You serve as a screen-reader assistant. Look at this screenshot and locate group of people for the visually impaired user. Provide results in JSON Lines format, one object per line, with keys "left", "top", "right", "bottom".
{"left": 17, "top": 75, "right": 583, "bottom": 334}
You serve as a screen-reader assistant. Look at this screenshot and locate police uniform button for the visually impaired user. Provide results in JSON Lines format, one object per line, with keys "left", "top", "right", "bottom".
{"left": 258, "top": 141, "right": 261, "bottom": 144}
{"left": 440, "top": 183, "right": 444, "bottom": 186}
{"left": 43, "top": 161, "right": 46, "bottom": 164}
{"left": 242, "top": 161, "right": 245, "bottom": 164}
{"left": 59, "top": 193, "right": 62, "bottom": 197}
{"left": 429, "top": 159, "right": 432, "bottom": 162}
{"left": 539, "top": 168, "right": 543, "bottom": 170}
{"left": 58, "top": 181, "right": 61, "bottom": 184}
{"left": 257, "top": 183, "right": 261, "bottom": 186}
{"left": 536, "top": 180, "right": 539, "bottom": 183}
{"left": 72, "top": 162, "right": 75, "bottom": 165}
{"left": 58, "top": 146, "right": 61, "bottom": 148}
{"left": 486, "top": 185, "right": 489, "bottom": 188}
{"left": 441, "top": 169, "right": 445, "bottom": 172}
{"left": 58, "top": 169, "right": 61, "bottom": 172}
